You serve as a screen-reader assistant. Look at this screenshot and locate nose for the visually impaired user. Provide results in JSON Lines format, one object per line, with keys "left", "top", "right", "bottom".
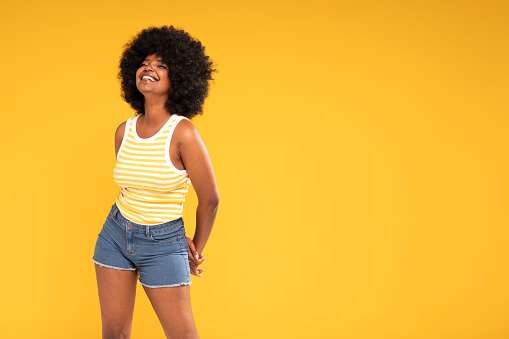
{"left": 144, "top": 63, "right": 153, "bottom": 72}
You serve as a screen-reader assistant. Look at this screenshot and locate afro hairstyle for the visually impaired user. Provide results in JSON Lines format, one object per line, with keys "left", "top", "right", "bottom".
{"left": 118, "top": 25, "right": 216, "bottom": 119}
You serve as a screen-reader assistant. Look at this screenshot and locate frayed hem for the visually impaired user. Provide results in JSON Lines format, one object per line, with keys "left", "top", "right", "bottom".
{"left": 138, "top": 279, "right": 192, "bottom": 288}
{"left": 92, "top": 258, "right": 137, "bottom": 271}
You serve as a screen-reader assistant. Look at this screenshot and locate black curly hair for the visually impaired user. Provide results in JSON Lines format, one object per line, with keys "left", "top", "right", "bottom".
{"left": 118, "top": 25, "right": 216, "bottom": 119}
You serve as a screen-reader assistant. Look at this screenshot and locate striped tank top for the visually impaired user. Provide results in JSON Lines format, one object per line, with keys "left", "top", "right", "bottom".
{"left": 113, "top": 114, "right": 191, "bottom": 225}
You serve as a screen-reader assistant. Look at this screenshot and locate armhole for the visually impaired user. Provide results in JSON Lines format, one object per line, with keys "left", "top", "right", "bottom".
{"left": 164, "top": 116, "right": 189, "bottom": 175}
{"left": 116, "top": 118, "right": 130, "bottom": 162}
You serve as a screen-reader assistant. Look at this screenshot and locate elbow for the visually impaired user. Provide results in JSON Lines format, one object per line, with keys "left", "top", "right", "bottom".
{"left": 199, "top": 193, "right": 219, "bottom": 209}
{"left": 210, "top": 194, "right": 220, "bottom": 208}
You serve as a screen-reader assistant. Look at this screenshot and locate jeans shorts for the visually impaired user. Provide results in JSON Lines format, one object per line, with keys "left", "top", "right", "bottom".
{"left": 92, "top": 203, "right": 192, "bottom": 288}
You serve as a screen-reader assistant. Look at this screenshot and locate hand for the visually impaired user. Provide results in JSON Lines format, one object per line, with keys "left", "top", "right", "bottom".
{"left": 187, "top": 237, "right": 206, "bottom": 277}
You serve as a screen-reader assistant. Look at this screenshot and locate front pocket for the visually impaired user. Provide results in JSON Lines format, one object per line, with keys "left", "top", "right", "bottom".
{"left": 149, "top": 229, "right": 184, "bottom": 243}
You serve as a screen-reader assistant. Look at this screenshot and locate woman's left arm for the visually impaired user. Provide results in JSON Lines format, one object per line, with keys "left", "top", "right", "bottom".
{"left": 177, "top": 120, "right": 220, "bottom": 271}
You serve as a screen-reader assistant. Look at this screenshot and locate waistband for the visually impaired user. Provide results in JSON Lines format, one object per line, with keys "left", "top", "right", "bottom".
{"left": 108, "top": 203, "right": 184, "bottom": 234}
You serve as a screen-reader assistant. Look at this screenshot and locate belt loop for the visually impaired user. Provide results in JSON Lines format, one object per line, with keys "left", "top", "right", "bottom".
{"left": 146, "top": 226, "right": 150, "bottom": 238}
{"left": 113, "top": 207, "right": 119, "bottom": 220}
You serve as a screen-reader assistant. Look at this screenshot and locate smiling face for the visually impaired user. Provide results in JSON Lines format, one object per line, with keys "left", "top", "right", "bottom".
{"left": 135, "top": 54, "right": 171, "bottom": 97}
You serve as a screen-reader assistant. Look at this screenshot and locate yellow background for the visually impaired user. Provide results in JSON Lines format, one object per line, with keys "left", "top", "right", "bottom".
{"left": 0, "top": 0, "right": 507, "bottom": 338}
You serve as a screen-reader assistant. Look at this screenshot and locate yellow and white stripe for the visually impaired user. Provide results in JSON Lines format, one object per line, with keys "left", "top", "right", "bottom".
{"left": 113, "top": 114, "right": 191, "bottom": 225}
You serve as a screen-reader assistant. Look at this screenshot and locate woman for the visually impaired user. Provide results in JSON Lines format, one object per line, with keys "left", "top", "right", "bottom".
{"left": 92, "top": 26, "right": 219, "bottom": 339}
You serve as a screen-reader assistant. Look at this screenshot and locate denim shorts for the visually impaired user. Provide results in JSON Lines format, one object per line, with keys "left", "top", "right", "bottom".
{"left": 92, "top": 203, "right": 191, "bottom": 288}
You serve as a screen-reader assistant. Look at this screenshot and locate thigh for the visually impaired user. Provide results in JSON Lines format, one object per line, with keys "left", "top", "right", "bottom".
{"left": 95, "top": 264, "right": 138, "bottom": 338}
{"left": 143, "top": 284, "right": 199, "bottom": 339}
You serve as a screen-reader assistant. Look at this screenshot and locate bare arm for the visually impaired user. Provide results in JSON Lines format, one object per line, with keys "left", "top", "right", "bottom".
{"left": 177, "top": 120, "right": 220, "bottom": 256}
{"left": 115, "top": 121, "right": 127, "bottom": 158}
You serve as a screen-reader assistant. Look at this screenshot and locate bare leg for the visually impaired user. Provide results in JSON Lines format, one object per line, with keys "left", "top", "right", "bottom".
{"left": 143, "top": 284, "right": 199, "bottom": 339}
{"left": 95, "top": 264, "right": 138, "bottom": 339}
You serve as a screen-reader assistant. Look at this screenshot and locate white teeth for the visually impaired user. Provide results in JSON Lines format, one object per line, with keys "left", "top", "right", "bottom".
{"left": 142, "top": 76, "right": 156, "bottom": 81}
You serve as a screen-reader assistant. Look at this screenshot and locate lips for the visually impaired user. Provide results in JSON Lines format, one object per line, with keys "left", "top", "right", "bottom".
{"left": 140, "top": 73, "right": 158, "bottom": 82}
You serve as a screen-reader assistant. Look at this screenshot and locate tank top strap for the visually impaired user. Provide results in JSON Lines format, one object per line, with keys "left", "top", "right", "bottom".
{"left": 164, "top": 115, "right": 189, "bottom": 143}
{"left": 125, "top": 116, "right": 135, "bottom": 137}
{"left": 164, "top": 115, "right": 189, "bottom": 175}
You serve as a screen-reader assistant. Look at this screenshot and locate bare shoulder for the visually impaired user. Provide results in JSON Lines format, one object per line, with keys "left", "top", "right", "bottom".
{"left": 174, "top": 118, "right": 202, "bottom": 145}
{"left": 115, "top": 121, "right": 127, "bottom": 140}
{"left": 115, "top": 120, "right": 128, "bottom": 153}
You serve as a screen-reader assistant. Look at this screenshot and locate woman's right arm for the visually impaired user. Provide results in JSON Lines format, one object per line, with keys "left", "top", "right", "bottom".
{"left": 115, "top": 121, "right": 127, "bottom": 158}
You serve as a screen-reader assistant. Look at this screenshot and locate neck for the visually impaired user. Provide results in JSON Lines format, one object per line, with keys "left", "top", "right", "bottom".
{"left": 142, "top": 97, "right": 172, "bottom": 125}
